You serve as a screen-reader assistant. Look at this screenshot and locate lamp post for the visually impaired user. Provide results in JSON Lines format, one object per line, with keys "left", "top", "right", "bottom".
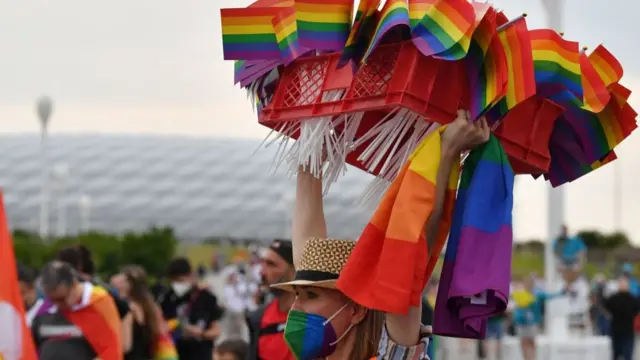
{"left": 52, "top": 163, "right": 70, "bottom": 237}
{"left": 78, "top": 194, "right": 92, "bottom": 233}
{"left": 541, "top": 0, "right": 567, "bottom": 339}
{"left": 36, "top": 96, "right": 53, "bottom": 240}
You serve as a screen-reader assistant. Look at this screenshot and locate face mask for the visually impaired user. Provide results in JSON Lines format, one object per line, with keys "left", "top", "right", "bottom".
{"left": 284, "top": 302, "right": 355, "bottom": 360}
{"left": 171, "top": 282, "right": 192, "bottom": 297}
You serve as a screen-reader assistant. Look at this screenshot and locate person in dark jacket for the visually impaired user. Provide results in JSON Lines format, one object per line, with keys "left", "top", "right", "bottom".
{"left": 245, "top": 239, "right": 296, "bottom": 360}
{"left": 604, "top": 276, "right": 640, "bottom": 360}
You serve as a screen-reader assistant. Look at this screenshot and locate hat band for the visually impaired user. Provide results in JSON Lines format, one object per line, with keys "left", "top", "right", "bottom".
{"left": 293, "top": 269, "right": 339, "bottom": 282}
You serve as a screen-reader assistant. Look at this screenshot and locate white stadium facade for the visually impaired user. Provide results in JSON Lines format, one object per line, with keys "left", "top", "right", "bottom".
{"left": 0, "top": 135, "right": 377, "bottom": 243}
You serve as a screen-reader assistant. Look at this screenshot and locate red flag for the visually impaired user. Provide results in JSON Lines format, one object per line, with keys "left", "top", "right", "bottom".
{"left": 0, "top": 192, "right": 38, "bottom": 360}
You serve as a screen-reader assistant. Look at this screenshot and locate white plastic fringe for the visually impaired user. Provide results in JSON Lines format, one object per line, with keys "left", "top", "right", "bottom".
{"left": 356, "top": 107, "right": 441, "bottom": 208}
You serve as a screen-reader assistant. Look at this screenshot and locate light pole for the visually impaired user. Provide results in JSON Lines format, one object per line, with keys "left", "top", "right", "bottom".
{"left": 52, "top": 163, "right": 70, "bottom": 237}
{"left": 613, "top": 162, "right": 622, "bottom": 231}
{"left": 78, "top": 194, "right": 92, "bottom": 233}
{"left": 541, "top": 0, "right": 567, "bottom": 339}
{"left": 36, "top": 96, "right": 53, "bottom": 240}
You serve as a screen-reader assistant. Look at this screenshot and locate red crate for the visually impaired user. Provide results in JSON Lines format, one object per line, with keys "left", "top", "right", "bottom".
{"left": 494, "top": 97, "right": 564, "bottom": 174}
{"left": 259, "top": 41, "right": 465, "bottom": 128}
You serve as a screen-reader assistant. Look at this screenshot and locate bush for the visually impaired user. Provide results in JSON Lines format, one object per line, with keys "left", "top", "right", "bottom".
{"left": 11, "top": 227, "right": 178, "bottom": 278}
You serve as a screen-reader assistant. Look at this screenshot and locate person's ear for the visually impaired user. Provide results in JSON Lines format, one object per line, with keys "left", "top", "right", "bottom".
{"left": 349, "top": 303, "right": 368, "bottom": 325}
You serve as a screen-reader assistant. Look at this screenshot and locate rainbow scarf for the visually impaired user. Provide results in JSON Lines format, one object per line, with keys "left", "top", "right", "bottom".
{"left": 337, "top": 126, "right": 459, "bottom": 314}
{"left": 433, "top": 135, "right": 514, "bottom": 339}
{"left": 62, "top": 284, "right": 123, "bottom": 360}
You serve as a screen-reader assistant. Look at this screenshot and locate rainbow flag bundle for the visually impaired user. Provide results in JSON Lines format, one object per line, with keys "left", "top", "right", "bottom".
{"left": 220, "top": 0, "right": 635, "bottom": 192}
{"left": 434, "top": 135, "right": 514, "bottom": 338}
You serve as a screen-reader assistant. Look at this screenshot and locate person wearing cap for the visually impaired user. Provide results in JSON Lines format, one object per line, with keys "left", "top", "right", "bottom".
{"left": 246, "top": 239, "right": 296, "bottom": 360}
{"left": 271, "top": 117, "right": 490, "bottom": 359}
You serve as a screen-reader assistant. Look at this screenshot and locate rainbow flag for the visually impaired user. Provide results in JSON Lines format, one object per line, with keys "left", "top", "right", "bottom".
{"left": 411, "top": 0, "right": 476, "bottom": 57}
{"left": 409, "top": 0, "right": 437, "bottom": 28}
{"left": 434, "top": 135, "right": 514, "bottom": 338}
{"left": 530, "top": 29, "right": 582, "bottom": 99}
{"left": 484, "top": 16, "right": 536, "bottom": 122}
{"left": 294, "top": 0, "right": 353, "bottom": 52}
{"left": 0, "top": 192, "right": 38, "bottom": 360}
{"left": 221, "top": 7, "right": 282, "bottom": 60}
{"left": 589, "top": 44, "right": 624, "bottom": 87}
{"left": 544, "top": 120, "right": 618, "bottom": 186}
{"left": 63, "top": 284, "right": 122, "bottom": 360}
{"left": 580, "top": 51, "right": 611, "bottom": 113}
{"left": 337, "top": 126, "right": 460, "bottom": 314}
{"left": 338, "top": 0, "right": 380, "bottom": 68}
{"left": 273, "top": 7, "right": 303, "bottom": 64}
{"left": 362, "top": 0, "right": 411, "bottom": 63}
{"left": 465, "top": 8, "right": 508, "bottom": 120}
{"left": 433, "top": 2, "right": 491, "bottom": 61}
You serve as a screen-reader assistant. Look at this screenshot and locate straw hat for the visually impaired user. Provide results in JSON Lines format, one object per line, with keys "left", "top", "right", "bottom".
{"left": 271, "top": 237, "right": 356, "bottom": 292}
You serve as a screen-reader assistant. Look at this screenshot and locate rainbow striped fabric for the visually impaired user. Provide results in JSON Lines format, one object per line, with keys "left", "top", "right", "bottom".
{"left": 411, "top": 0, "right": 476, "bottom": 57}
{"left": 362, "top": 0, "right": 410, "bottom": 63}
{"left": 273, "top": 7, "right": 302, "bottom": 64}
{"left": 434, "top": 2, "right": 491, "bottom": 61}
{"left": 294, "top": 0, "right": 353, "bottom": 52}
{"left": 409, "top": 0, "right": 436, "bottom": 28}
{"left": 152, "top": 333, "right": 179, "bottom": 360}
{"left": 434, "top": 135, "right": 514, "bottom": 338}
{"left": 338, "top": 0, "right": 380, "bottom": 68}
{"left": 484, "top": 16, "right": 536, "bottom": 123}
{"left": 63, "top": 285, "right": 123, "bottom": 360}
{"left": 589, "top": 44, "right": 624, "bottom": 87}
{"left": 530, "top": 29, "right": 582, "bottom": 99}
{"left": 337, "top": 126, "right": 460, "bottom": 314}
{"left": 579, "top": 51, "right": 611, "bottom": 113}
{"left": 221, "top": 7, "right": 282, "bottom": 60}
{"left": 465, "top": 7, "right": 508, "bottom": 120}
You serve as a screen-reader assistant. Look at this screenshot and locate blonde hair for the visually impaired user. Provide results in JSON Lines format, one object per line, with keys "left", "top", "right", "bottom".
{"left": 349, "top": 308, "right": 385, "bottom": 359}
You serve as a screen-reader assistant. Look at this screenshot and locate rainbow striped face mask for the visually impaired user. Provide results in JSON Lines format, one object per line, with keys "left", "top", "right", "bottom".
{"left": 284, "top": 302, "right": 354, "bottom": 360}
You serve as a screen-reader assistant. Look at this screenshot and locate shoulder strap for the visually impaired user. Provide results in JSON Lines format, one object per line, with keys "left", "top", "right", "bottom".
{"left": 246, "top": 304, "right": 269, "bottom": 360}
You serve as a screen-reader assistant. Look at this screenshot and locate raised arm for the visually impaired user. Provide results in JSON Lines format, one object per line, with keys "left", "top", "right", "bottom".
{"left": 292, "top": 167, "right": 328, "bottom": 266}
{"left": 385, "top": 117, "right": 490, "bottom": 347}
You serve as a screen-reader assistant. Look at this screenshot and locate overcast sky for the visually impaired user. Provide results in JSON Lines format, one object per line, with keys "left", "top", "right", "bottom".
{"left": 0, "top": 0, "right": 638, "bottom": 243}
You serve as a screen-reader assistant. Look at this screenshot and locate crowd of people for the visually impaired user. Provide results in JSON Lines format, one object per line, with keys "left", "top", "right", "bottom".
{"left": 10, "top": 117, "right": 640, "bottom": 360}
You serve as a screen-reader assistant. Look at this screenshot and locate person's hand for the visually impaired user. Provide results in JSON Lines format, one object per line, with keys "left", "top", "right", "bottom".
{"left": 182, "top": 324, "right": 203, "bottom": 339}
{"left": 441, "top": 111, "right": 490, "bottom": 157}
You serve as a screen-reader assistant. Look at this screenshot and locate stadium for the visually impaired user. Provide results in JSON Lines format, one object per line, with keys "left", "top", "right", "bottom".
{"left": 0, "top": 134, "right": 376, "bottom": 242}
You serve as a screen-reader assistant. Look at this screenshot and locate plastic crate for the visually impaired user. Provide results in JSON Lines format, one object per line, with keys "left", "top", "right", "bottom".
{"left": 494, "top": 97, "right": 564, "bottom": 174}
{"left": 259, "top": 41, "right": 464, "bottom": 127}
